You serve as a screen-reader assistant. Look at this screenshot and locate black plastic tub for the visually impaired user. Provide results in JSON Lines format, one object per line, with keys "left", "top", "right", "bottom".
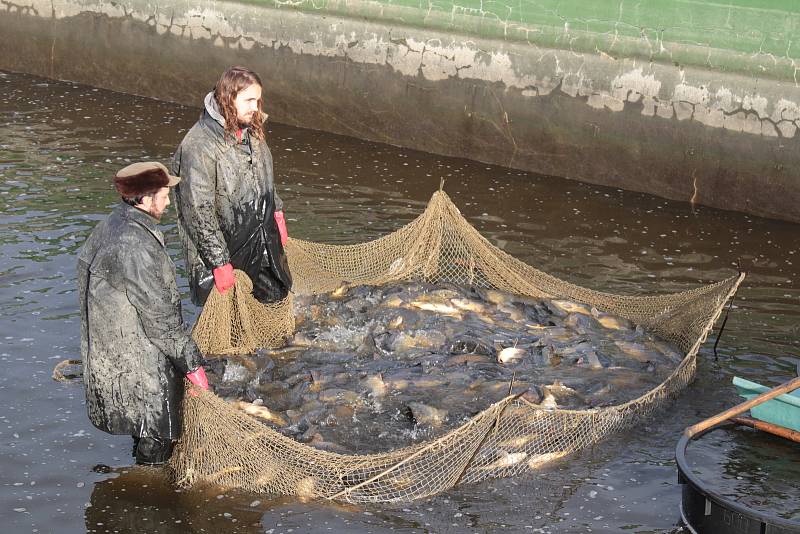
{"left": 676, "top": 422, "right": 800, "bottom": 534}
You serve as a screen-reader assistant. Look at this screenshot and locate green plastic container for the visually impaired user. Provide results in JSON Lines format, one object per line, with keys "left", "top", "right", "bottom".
{"left": 733, "top": 376, "right": 800, "bottom": 432}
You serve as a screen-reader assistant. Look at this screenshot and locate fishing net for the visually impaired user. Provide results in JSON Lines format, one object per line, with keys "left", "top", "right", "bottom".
{"left": 190, "top": 271, "right": 294, "bottom": 355}
{"left": 173, "top": 190, "right": 744, "bottom": 503}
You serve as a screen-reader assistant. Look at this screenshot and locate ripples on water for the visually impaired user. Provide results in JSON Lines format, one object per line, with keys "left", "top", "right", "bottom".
{"left": 1, "top": 70, "right": 798, "bottom": 532}
{"left": 687, "top": 425, "right": 800, "bottom": 520}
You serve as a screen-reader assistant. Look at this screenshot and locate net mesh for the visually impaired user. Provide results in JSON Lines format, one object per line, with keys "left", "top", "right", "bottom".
{"left": 173, "top": 190, "right": 743, "bottom": 503}
{"left": 191, "top": 271, "right": 294, "bottom": 355}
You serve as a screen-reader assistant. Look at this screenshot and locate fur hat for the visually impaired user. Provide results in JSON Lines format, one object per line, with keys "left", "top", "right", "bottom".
{"left": 114, "top": 162, "right": 180, "bottom": 198}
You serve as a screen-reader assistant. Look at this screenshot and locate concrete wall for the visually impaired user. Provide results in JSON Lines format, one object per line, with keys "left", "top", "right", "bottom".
{"left": 2, "top": 0, "right": 799, "bottom": 222}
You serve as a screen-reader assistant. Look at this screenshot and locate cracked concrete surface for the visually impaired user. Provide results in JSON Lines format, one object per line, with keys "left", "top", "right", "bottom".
{"left": 1, "top": 0, "right": 799, "bottom": 220}
{"left": 3, "top": 0, "right": 798, "bottom": 139}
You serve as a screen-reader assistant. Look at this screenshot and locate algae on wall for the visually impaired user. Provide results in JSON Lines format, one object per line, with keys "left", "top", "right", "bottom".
{"left": 257, "top": 0, "right": 800, "bottom": 81}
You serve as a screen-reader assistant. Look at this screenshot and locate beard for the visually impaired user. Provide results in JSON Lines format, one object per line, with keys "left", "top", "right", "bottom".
{"left": 149, "top": 206, "right": 166, "bottom": 221}
{"left": 237, "top": 110, "right": 258, "bottom": 129}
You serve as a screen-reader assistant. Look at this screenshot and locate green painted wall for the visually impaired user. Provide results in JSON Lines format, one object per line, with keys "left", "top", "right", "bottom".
{"left": 259, "top": 0, "right": 800, "bottom": 81}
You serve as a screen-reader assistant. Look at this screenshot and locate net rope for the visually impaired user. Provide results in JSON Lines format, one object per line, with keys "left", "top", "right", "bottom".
{"left": 174, "top": 190, "right": 744, "bottom": 503}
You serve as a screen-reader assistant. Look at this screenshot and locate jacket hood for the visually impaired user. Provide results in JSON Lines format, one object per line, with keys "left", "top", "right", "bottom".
{"left": 204, "top": 92, "right": 226, "bottom": 128}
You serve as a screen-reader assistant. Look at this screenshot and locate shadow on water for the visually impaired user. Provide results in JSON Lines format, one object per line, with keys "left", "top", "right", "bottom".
{"left": 1, "top": 69, "right": 798, "bottom": 533}
{"left": 82, "top": 459, "right": 601, "bottom": 533}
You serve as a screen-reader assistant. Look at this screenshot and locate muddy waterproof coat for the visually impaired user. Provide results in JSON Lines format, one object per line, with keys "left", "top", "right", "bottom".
{"left": 171, "top": 93, "right": 292, "bottom": 306}
{"left": 77, "top": 202, "right": 202, "bottom": 439}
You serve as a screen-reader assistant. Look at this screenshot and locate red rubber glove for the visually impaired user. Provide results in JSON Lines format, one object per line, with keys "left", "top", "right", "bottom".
{"left": 212, "top": 263, "right": 235, "bottom": 293}
{"left": 186, "top": 367, "right": 209, "bottom": 397}
{"left": 274, "top": 210, "right": 288, "bottom": 246}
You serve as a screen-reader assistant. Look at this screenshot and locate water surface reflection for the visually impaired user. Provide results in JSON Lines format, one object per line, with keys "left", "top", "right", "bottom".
{"left": 1, "top": 70, "right": 798, "bottom": 533}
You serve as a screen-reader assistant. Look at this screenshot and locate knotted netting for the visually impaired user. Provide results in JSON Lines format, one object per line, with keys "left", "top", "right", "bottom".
{"left": 173, "top": 190, "right": 743, "bottom": 503}
{"left": 190, "top": 270, "right": 294, "bottom": 355}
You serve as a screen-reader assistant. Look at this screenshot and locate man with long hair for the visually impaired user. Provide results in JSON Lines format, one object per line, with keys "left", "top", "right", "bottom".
{"left": 172, "top": 66, "right": 292, "bottom": 306}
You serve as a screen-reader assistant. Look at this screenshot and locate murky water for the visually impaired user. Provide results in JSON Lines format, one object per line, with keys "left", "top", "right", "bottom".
{"left": 686, "top": 425, "right": 800, "bottom": 519}
{"left": 1, "top": 69, "right": 798, "bottom": 533}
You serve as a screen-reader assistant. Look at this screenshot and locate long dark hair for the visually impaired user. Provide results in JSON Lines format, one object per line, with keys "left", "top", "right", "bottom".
{"left": 213, "top": 66, "right": 265, "bottom": 141}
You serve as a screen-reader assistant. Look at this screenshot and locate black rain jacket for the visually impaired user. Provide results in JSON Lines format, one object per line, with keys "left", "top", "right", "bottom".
{"left": 77, "top": 202, "right": 202, "bottom": 439}
{"left": 171, "top": 92, "right": 291, "bottom": 306}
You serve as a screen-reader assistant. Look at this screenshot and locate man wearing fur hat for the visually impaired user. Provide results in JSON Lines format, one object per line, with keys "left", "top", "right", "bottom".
{"left": 77, "top": 162, "right": 209, "bottom": 465}
{"left": 172, "top": 66, "right": 292, "bottom": 307}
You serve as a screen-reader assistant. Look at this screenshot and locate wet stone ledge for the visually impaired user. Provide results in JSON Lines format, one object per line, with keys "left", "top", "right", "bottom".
{"left": 1, "top": 0, "right": 799, "bottom": 222}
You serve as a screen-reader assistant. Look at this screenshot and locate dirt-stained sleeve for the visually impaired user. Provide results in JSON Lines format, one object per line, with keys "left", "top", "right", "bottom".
{"left": 123, "top": 244, "right": 202, "bottom": 374}
{"left": 172, "top": 141, "right": 230, "bottom": 268}
{"left": 262, "top": 143, "right": 283, "bottom": 212}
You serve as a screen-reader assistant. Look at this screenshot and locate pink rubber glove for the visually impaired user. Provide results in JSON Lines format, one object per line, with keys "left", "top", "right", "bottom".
{"left": 212, "top": 263, "right": 235, "bottom": 293}
{"left": 274, "top": 210, "right": 288, "bottom": 246}
{"left": 186, "top": 367, "right": 209, "bottom": 397}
